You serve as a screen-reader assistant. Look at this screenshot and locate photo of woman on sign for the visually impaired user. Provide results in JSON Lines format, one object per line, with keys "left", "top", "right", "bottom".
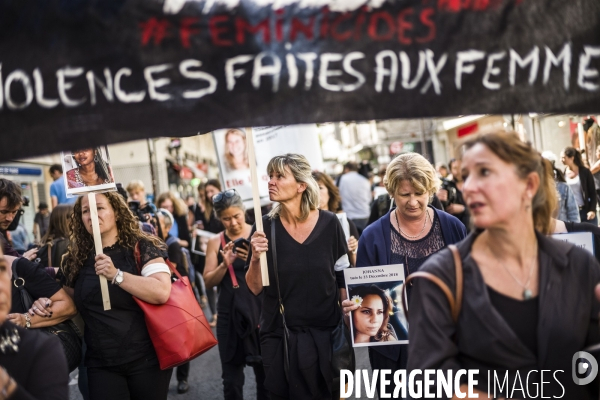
{"left": 65, "top": 147, "right": 114, "bottom": 190}
{"left": 349, "top": 284, "right": 399, "bottom": 344}
{"left": 224, "top": 129, "right": 249, "bottom": 172}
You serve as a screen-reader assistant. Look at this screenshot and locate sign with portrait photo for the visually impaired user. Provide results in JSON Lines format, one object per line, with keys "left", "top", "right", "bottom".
{"left": 344, "top": 265, "right": 408, "bottom": 347}
{"left": 61, "top": 146, "right": 117, "bottom": 197}
{"left": 213, "top": 124, "right": 324, "bottom": 204}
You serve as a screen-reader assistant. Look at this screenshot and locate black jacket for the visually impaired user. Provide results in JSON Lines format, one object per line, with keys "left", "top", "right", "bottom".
{"left": 574, "top": 166, "right": 597, "bottom": 214}
{"left": 408, "top": 231, "right": 600, "bottom": 399}
{"left": 0, "top": 322, "right": 69, "bottom": 399}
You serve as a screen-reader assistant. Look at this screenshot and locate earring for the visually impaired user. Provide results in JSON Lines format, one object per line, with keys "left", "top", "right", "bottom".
{"left": 94, "top": 155, "right": 99, "bottom": 162}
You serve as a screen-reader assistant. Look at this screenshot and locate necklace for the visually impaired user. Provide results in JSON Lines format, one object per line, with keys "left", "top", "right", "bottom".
{"left": 491, "top": 248, "right": 537, "bottom": 300}
{"left": 395, "top": 208, "right": 429, "bottom": 239}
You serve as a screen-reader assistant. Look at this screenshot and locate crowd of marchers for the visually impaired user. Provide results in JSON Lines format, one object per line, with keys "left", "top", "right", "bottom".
{"left": 1, "top": 127, "right": 600, "bottom": 399}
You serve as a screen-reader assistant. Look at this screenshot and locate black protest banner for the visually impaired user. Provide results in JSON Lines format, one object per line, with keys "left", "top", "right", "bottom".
{"left": 0, "top": 0, "right": 599, "bottom": 160}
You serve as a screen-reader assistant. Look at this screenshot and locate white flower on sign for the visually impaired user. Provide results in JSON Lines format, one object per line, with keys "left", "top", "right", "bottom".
{"left": 351, "top": 295, "right": 363, "bottom": 307}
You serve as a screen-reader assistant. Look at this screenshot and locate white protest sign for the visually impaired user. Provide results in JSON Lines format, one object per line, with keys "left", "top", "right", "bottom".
{"left": 344, "top": 265, "right": 408, "bottom": 347}
{"left": 551, "top": 232, "right": 595, "bottom": 255}
{"left": 61, "top": 146, "right": 117, "bottom": 311}
{"left": 213, "top": 124, "right": 324, "bottom": 204}
{"left": 62, "top": 146, "right": 116, "bottom": 197}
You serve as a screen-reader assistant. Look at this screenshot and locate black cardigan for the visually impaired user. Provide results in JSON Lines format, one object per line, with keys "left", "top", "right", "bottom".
{"left": 0, "top": 322, "right": 69, "bottom": 399}
{"left": 575, "top": 166, "right": 597, "bottom": 214}
{"left": 408, "top": 231, "right": 600, "bottom": 399}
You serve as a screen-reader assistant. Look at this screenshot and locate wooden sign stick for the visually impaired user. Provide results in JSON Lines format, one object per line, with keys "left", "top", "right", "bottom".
{"left": 246, "top": 127, "right": 270, "bottom": 286}
{"left": 88, "top": 193, "right": 112, "bottom": 310}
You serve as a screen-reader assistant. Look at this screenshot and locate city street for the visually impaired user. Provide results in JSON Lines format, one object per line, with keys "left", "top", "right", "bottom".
{"left": 68, "top": 306, "right": 375, "bottom": 400}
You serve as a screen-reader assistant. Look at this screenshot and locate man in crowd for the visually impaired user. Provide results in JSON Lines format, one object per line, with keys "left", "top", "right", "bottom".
{"left": 0, "top": 179, "right": 36, "bottom": 259}
{"left": 33, "top": 202, "right": 50, "bottom": 243}
{"left": 49, "top": 164, "right": 76, "bottom": 207}
{"left": 338, "top": 161, "right": 372, "bottom": 235}
{"left": 437, "top": 158, "right": 470, "bottom": 227}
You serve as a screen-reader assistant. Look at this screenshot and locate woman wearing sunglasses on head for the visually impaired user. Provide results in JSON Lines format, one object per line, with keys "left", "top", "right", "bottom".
{"left": 203, "top": 189, "right": 267, "bottom": 400}
{"left": 246, "top": 154, "right": 350, "bottom": 400}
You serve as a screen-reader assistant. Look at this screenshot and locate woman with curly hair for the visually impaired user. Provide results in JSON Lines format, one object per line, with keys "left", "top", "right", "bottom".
{"left": 349, "top": 284, "right": 399, "bottom": 344}
{"left": 61, "top": 191, "right": 173, "bottom": 400}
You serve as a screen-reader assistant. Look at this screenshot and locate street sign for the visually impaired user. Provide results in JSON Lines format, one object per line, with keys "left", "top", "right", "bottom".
{"left": 0, "top": 167, "right": 42, "bottom": 176}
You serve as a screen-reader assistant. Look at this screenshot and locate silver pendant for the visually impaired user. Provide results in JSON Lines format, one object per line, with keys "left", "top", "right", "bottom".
{"left": 523, "top": 289, "right": 533, "bottom": 300}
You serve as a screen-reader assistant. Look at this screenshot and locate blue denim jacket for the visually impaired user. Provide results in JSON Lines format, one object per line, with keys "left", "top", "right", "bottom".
{"left": 556, "top": 182, "right": 581, "bottom": 222}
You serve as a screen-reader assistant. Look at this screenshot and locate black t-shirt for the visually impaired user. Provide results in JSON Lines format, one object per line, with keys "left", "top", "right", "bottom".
{"left": 246, "top": 210, "right": 348, "bottom": 334}
{"left": 11, "top": 258, "right": 62, "bottom": 313}
{"left": 487, "top": 286, "right": 539, "bottom": 357}
{"left": 66, "top": 238, "right": 167, "bottom": 368}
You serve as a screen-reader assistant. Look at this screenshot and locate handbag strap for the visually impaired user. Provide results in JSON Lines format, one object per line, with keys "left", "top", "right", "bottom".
{"left": 134, "top": 241, "right": 185, "bottom": 284}
{"left": 11, "top": 259, "right": 34, "bottom": 310}
{"left": 401, "top": 244, "right": 463, "bottom": 323}
{"left": 219, "top": 232, "right": 239, "bottom": 289}
{"left": 48, "top": 241, "right": 53, "bottom": 268}
{"left": 271, "top": 220, "right": 286, "bottom": 318}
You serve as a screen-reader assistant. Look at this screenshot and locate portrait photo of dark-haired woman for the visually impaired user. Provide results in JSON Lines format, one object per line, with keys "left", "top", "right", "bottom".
{"left": 65, "top": 147, "right": 114, "bottom": 190}
{"left": 348, "top": 284, "right": 407, "bottom": 346}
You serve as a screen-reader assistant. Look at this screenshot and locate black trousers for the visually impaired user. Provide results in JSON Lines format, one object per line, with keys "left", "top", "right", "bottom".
{"left": 176, "top": 362, "right": 189, "bottom": 381}
{"left": 369, "top": 347, "right": 408, "bottom": 400}
{"left": 222, "top": 361, "right": 269, "bottom": 400}
{"left": 87, "top": 354, "right": 172, "bottom": 400}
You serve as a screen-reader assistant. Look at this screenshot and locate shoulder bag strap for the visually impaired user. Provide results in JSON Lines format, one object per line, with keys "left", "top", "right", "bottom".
{"left": 220, "top": 232, "right": 239, "bottom": 289}
{"left": 401, "top": 244, "right": 463, "bottom": 323}
{"left": 48, "top": 241, "right": 53, "bottom": 268}
{"left": 271, "top": 220, "right": 284, "bottom": 315}
{"left": 11, "top": 259, "right": 34, "bottom": 311}
{"left": 271, "top": 219, "right": 291, "bottom": 381}
{"left": 134, "top": 241, "right": 183, "bottom": 282}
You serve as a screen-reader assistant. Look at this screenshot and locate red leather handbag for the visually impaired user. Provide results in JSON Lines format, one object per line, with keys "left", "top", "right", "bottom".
{"left": 134, "top": 242, "right": 217, "bottom": 370}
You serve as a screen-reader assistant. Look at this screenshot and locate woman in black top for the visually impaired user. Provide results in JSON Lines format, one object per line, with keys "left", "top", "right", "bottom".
{"left": 0, "top": 247, "right": 70, "bottom": 400}
{"left": 562, "top": 146, "right": 597, "bottom": 225}
{"left": 408, "top": 132, "right": 600, "bottom": 398}
{"left": 193, "top": 179, "right": 225, "bottom": 234}
{"left": 203, "top": 189, "right": 267, "bottom": 400}
{"left": 61, "top": 192, "right": 173, "bottom": 400}
{"left": 247, "top": 154, "right": 348, "bottom": 400}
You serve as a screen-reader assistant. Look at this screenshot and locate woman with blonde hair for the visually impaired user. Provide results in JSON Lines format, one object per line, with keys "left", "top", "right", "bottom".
{"left": 246, "top": 154, "right": 350, "bottom": 399}
{"left": 408, "top": 132, "right": 600, "bottom": 398}
{"left": 342, "top": 152, "right": 466, "bottom": 396}
{"left": 61, "top": 191, "right": 173, "bottom": 400}
{"left": 224, "top": 129, "right": 249, "bottom": 172}
{"left": 156, "top": 191, "right": 191, "bottom": 248}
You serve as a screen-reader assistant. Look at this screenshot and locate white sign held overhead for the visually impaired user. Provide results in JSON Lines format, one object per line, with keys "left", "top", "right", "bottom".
{"left": 213, "top": 124, "right": 324, "bottom": 204}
